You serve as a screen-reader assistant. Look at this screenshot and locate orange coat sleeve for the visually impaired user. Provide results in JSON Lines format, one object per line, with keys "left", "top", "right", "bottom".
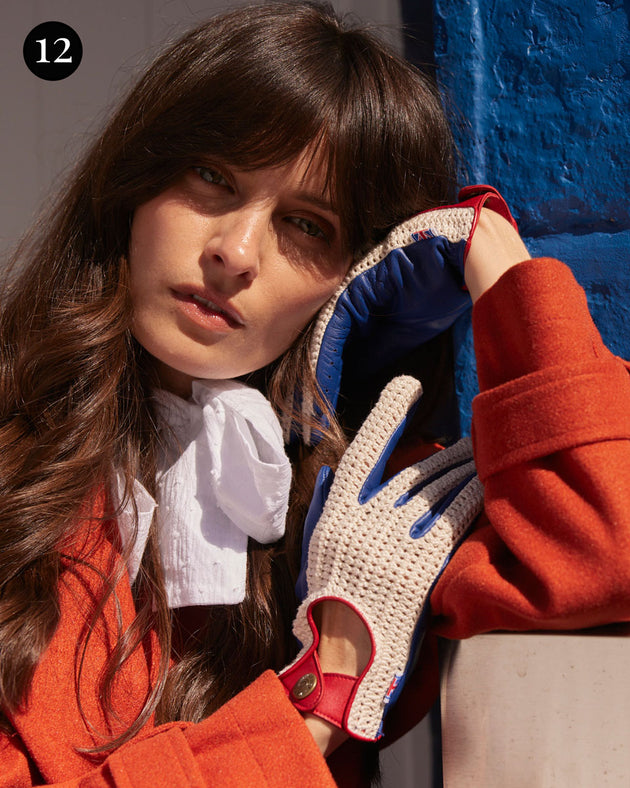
{"left": 0, "top": 672, "right": 334, "bottom": 787}
{"left": 431, "top": 257, "right": 630, "bottom": 636}
{"left": 108, "top": 672, "right": 334, "bottom": 788}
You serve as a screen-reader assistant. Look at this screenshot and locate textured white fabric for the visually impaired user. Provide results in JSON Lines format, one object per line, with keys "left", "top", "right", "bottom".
{"left": 283, "top": 376, "right": 484, "bottom": 740}
{"left": 116, "top": 379, "right": 291, "bottom": 607}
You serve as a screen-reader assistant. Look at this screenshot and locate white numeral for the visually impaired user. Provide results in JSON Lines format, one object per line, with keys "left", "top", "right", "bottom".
{"left": 35, "top": 37, "right": 72, "bottom": 64}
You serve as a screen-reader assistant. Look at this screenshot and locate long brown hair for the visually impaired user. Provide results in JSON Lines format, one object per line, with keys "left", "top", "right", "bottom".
{"left": 0, "top": 1, "right": 456, "bottom": 750}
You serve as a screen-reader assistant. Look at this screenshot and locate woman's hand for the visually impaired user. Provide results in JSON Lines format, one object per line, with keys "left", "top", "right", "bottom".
{"left": 464, "top": 208, "right": 531, "bottom": 302}
{"left": 280, "top": 377, "right": 483, "bottom": 743}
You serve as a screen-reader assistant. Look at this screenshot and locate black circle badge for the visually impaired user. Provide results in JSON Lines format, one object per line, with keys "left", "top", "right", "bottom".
{"left": 23, "top": 22, "right": 82, "bottom": 81}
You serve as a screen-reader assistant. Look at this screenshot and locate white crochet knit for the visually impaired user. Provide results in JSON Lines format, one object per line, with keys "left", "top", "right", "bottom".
{"left": 286, "top": 375, "right": 483, "bottom": 740}
{"left": 295, "top": 206, "right": 475, "bottom": 444}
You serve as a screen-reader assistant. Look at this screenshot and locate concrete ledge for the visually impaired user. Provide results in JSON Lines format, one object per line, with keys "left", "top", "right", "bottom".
{"left": 440, "top": 627, "right": 630, "bottom": 786}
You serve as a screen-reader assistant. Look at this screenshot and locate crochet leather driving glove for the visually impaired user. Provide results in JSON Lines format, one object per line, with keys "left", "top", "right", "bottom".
{"left": 296, "top": 185, "right": 517, "bottom": 444}
{"left": 279, "top": 376, "right": 484, "bottom": 740}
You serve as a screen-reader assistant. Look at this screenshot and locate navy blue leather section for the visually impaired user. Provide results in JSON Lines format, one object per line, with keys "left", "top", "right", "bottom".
{"left": 357, "top": 399, "right": 420, "bottom": 505}
{"left": 409, "top": 471, "right": 476, "bottom": 539}
{"left": 315, "top": 236, "right": 470, "bottom": 413}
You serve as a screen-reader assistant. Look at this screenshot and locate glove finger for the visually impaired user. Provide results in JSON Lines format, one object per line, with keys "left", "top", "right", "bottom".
{"left": 381, "top": 436, "right": 474, "bottom": 506}
{"left": 407, "top": 465, "right": 482, "bottom": 539}
{"left": 330, "top": 375, "right": 423, "bottom": 503}
{"left": 393, "top": 452, "right": 476, "bottom": 508}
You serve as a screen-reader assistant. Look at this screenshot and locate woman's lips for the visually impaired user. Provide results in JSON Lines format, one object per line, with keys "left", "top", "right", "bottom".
{"left": 189, "top": 293, "right": 244, "bottom": 324}
{"left": 172, "top": 288, "right": 245, "bottom": 331}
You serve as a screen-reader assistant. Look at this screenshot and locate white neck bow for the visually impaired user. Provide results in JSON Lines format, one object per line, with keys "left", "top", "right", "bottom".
{"left": 115, "top": 379, "right": 292, "bottom": 607}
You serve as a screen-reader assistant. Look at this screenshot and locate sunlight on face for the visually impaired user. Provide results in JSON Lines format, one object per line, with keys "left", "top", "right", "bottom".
{"left": 128, "top": 149, "right": 351, "bottom": 397}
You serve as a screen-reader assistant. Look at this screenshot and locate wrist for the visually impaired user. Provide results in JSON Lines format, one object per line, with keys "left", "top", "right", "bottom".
{"left": 279, "top": 598, "right": 374, "bottom": 744}
{"left": 464, "top": 208, "right": 530, "bottom": 302}
{"left": 299, "top": 601, "right": 372, "bottom": 757}
{"left": 304, "top": 713, "right": 348, "bottom": 757}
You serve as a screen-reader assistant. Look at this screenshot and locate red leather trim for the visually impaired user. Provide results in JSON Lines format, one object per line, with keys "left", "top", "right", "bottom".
{"left": 457, "top": 184, "right": 519, "bottom": 262}
{"left": 278, "top": 597, "right": 377, "bottom": 738}
{"left": 310, "top": 673, "right": 357, "bottom": 727}
{"left": 458, "top": 184, "right": 518, "bottom": 227}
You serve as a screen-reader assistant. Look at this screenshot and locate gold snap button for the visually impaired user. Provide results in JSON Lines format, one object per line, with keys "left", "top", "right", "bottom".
{"left": 292, "top": 672, "right": 318, "bottom": 700}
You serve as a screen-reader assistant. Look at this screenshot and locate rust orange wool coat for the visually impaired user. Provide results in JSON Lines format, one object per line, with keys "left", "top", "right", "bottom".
{"left": 3, "top": 258, "right": 630, "bottom": 786}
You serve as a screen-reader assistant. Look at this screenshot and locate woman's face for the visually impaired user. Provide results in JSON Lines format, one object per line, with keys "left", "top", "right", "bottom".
{"left": 128, "top": 149, "right": 351, "bottom": 397}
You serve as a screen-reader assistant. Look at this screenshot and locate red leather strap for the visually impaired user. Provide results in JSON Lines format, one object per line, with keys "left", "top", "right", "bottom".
{"left": 457, "top": 184, "right": 520, "bottom": 261}
{"left": 278, "top": 598, "right": 373, "bottom": 736}
{"left": 309, "top": 672, "right": 358, "bottom": 727}
{"left": 280, "top": 646, "right": 325, "bottom": 713}
{"left": 279, "top": 648, "right": 360, "bottom": 729}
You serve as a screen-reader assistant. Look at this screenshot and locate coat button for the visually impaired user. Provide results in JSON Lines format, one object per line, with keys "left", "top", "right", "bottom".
{"left": 292, "top": 672, "right": 318, "bottom": 700}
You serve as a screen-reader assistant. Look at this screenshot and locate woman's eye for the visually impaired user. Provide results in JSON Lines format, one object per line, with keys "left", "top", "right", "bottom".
{"left": 193, "top": 166, "right": 228, "bottom": 186}
{"left": 287, "top": 216, "right": 327, "bottom": 240}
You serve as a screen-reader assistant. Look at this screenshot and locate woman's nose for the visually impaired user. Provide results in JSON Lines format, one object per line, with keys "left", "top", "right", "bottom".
{"left": 202, "top": 208, "right": 266, "bottom": 281}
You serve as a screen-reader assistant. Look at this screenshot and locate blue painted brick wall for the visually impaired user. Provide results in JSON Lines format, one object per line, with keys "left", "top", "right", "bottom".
{"left": 433, "top": 0, "right": 630, "bottom": 432}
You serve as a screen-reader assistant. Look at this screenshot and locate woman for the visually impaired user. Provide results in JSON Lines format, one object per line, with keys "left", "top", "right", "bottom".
{"left": 2, "top": 1, "right": 629, "bottom": 786}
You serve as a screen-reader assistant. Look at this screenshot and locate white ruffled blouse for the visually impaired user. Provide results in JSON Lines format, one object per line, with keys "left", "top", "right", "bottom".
{"left": 115, "top": 379, "right": 292, "bottom": 607}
